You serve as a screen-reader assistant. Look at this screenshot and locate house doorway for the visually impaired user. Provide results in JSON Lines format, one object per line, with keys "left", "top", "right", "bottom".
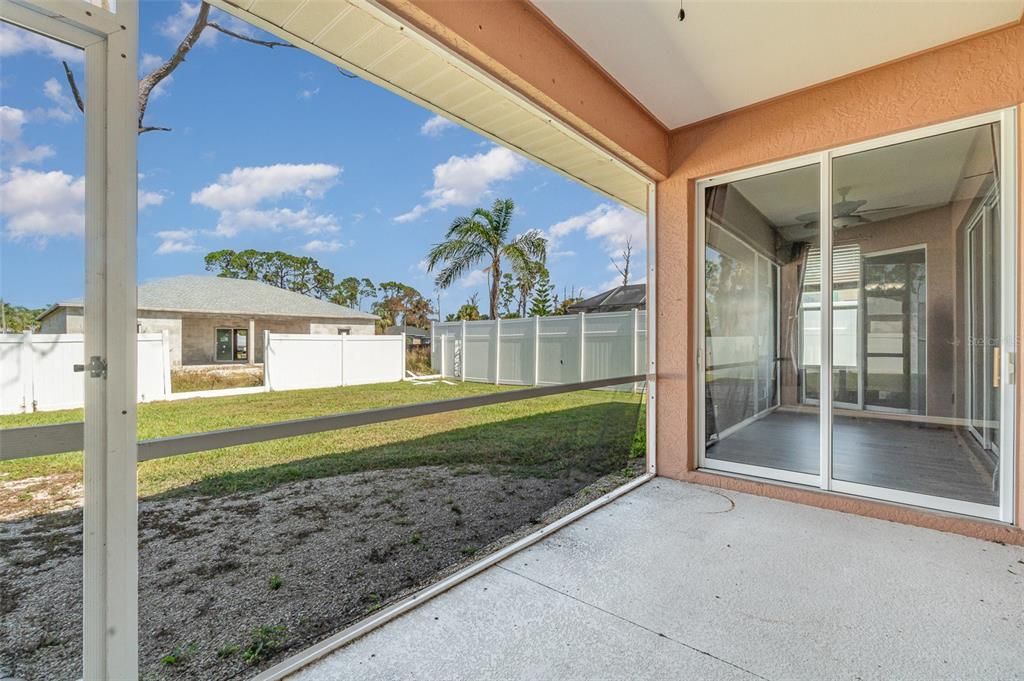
{"left": 697, "top": 110, "right": 1017, "bottom": 521}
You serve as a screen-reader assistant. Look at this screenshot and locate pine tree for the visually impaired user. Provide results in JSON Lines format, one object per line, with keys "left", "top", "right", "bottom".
{"left": 528, "top": 270, "right": 554, "bottom": 317}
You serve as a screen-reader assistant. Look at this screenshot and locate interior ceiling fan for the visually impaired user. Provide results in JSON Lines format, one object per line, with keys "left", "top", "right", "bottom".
{"left": 794, "top": 186, "right": 906, "bottom": 229}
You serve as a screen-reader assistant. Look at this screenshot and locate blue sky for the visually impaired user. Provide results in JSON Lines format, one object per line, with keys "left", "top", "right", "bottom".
{"left": 0, "top": 2, "right": 645, "bottom": 316}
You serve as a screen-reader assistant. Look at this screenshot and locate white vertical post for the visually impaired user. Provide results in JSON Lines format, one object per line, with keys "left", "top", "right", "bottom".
{"left": 340, "top": 332, "right": 348, "bottom": 387}
{"left": 819, "top": 151, "right": 833, "bottom": 490}
{"left": 533, "top": 315, "right": 541, "bottom": 385}
{"left": 579, "top": 312, "right": 586, "bottom": 383}
{"left": 494, "top": 317, "right": 502, "bottom": 385}
{"left": 996, "top": 106, "right": 1017, "bottom": 524}
{"left": 753, "top": 253, "right": 760, "bottom": 407}
{"left": 461, "top": 320, "right": 467, "bottom": 382}
{"left": 21, "top": 331, "right": 34, "bottom": 413}
{"left": 82, "top": 3, "right": 139, "bottom": 677}
{"left": 441, "top": 334, "right": 447, "bottom": 378}
{"left": 401, "top": 333, "right": 407, "bottom": 379}
{"left": 263, "top": 330, "right": 272, "bottom": 391}
{"left": 248, "top": 318, "right": 256, "bottom": 365}
{"left": 161, "top": 329, "right": 172, "bottom": 400}
{"left": 632, "top": 307, "right": 640, "bottom": 393}
{"left": 645, "top": 182, "right": 657, "bottom": 475}
{"left": 430, "top": 323, "right": 436, "bottom": 372}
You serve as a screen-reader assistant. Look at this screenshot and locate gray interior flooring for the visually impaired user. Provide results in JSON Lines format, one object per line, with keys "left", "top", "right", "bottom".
{"left": 706, "top": 409, "right": 998, "bottom": 505}
{"left": 289, "top": 480, "right": 1024, "bottom": 681}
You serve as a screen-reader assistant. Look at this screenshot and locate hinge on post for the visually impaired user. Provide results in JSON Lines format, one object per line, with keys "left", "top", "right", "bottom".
{"left": 73, "top": 355, "right": 107, "bottom": 379}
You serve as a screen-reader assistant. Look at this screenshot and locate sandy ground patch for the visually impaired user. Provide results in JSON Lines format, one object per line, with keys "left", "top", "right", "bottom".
{"left": 0, "top": 474, "right": 83, "bottom": 522}
{"left": 0, "top": 461, "right": 641, "bottom": 681}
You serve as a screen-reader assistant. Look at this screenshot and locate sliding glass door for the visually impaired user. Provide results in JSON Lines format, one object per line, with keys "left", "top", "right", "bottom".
{"left": 698, "top": 109, "right": 1016, "bottom": 521}
{"left": 701, "top": 163, "right": 821, "bottom": 484}
{"left": 966, "top": 194, "right": 1002, "bottom": 454}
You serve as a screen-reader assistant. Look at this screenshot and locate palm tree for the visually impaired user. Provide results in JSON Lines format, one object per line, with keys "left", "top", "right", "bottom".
{"left": 426, "top": 198, "right": 547, "bottom": 319}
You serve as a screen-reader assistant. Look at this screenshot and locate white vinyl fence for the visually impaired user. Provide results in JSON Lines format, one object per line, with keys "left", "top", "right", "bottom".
{"left": 0, "top": 332, "right": 172, "bottom": 415}
{"left": 431, "top": 310, "right": 646, "bottom": 388}
{"left": 1, "top": 331, "right": 407, "bottom": 415}
{"left": 264, "top": 332, "right": 405, "bottom": 392}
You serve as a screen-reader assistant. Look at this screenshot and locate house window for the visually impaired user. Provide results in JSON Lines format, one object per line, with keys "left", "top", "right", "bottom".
{"left": 337, "top": 328, "right": 350, "bottom": 335}
{"left": 216, "top": 328, "right": 248, "bottom": 361}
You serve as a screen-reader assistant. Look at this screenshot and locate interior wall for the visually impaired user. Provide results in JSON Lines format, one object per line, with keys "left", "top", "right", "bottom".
{"left": 656, "top": 20, "right": 1024, "bottom": 532}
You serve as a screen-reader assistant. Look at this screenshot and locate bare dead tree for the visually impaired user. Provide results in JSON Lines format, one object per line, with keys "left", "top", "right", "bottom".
{"left": 62, "top": 1, "right": 296, "bottom": 134}
{"left": 611, "top": 236, "right": 633, "bottom": 287}
{"left": 62, "top": 61, "right": 84, "bottom": 112}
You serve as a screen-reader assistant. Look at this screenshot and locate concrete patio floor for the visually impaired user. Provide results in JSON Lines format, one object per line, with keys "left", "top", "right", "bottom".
{"left": 290, "top": 479, "right": 1024, "bottom": 681}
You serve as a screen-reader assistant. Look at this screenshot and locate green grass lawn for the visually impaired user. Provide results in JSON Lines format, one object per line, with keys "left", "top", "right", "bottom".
{"left": 0, "top": 381, "right": 645, "bottom": 500}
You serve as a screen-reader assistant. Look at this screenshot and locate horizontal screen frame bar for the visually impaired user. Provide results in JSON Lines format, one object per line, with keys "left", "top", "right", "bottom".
{"left": 0, "top": 375, "right": 646, "bottom": 462}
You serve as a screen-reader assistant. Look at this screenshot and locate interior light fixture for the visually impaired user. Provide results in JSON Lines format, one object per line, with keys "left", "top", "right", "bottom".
{"left": 678, "top": 2, "right": 686, "bottom": 22}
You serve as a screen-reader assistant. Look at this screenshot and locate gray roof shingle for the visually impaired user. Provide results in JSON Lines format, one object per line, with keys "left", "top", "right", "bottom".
{"left": 567, "top": 284, "right": 646, "bottom": 313}
{"left": 45, "top": 275, "right": 377, "bottom": 320}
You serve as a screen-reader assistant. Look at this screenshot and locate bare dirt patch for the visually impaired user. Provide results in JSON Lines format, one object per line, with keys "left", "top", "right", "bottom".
{"left": 171, "top": 366, "right": 264, "bottom": 393}
{"left": 0, "top": 473, "right": 83, "bottom": 522}
{"left": 0, "top": 461, "right": 642, "bottom": 681}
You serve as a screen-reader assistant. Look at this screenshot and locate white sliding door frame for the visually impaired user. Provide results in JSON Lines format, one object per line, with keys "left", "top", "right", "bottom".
{"left": 696, "top": 153, "right": 823, "bottom": 488}
{"left": 696, "top": 108, "right": 1017, "bottom": 523}
{"left": 0, "top": 0, "right": 139, "bottom": 678}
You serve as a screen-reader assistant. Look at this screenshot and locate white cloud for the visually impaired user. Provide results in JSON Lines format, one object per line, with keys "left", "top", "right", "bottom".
{"left": 192, "top": 163, "right": 343, "bottom": 238}
{"left": 298, "top": 87, "right": 320, "bottom": 100}
{"left": 191, "top": 163, "right": 340, "bottom": 211}
{"left": 0, "top": 22, "right": 83, "bottom": 62}
{"left": 459, "top": 269, "right": 487, "bottom": 288}
{"left": 210, "top": 207, "right": 340, "bottom": 238}
{"left": 0, "top": 167, "right": 84, "bottom": 241}
{"left": 159, "top": 2, "right": 261, "bottom": 45}
{"left": 547, "top": 204, "right": 645, "bottom": 255}
{"left": 393, "top": 204, "right": 427, "bottom": 224}
{"left": 395, "top": 146, "right": 526, "bottom": 222}
{"left": 140, "top": 53, "right": 164, "bottom": 71}
{"left": 40, "top": 78, "right": 78, "bottom": 122}
{"left": 138, "top": 189, "right": 165, "bottom": 209}
{"left": 155, "top": 229, "right": 198, "bottom": 255}
{"left": 0, "top": 106, "right": 55, "bottom": 164}
{"left": 420, "top": 114, "right": 456, "bottom": 137}
{"left": 158, "top": 2, "right": 210, "bottom": 43}
{"left": 302, "top": 239, "right": 344, "bottom": 253}
{"left": 596, "top": 269, "right": 647, "bottom": 294}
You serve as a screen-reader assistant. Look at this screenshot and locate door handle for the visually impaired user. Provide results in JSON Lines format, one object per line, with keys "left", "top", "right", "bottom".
{"left": 992, "top": 347, "right": 1000, "bottom": 389}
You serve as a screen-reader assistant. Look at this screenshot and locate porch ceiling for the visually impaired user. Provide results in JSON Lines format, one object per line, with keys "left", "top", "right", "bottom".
{"left": 532, "top": 0, "right": 1024, "bottom": 129}
{"left": 214, "top": 0, "right": 649, "bottom": 211}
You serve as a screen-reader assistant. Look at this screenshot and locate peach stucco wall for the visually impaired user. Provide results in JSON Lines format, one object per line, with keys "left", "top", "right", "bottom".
{"left": 657, "top": 21, "right": 1024, "bottom": 542}
{"left": 379, "top": 0, "right": 669, "bottom": 180}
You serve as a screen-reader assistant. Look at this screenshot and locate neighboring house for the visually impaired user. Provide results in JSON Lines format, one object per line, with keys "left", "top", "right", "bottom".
{"left": 384, "top": 325, "right": 431, "bottom": 346}
{"left": 37, "top": 275, "right": 378, "bottom": 367}
{"left": 567, "top": 284, "right": 646, "bottom": 314}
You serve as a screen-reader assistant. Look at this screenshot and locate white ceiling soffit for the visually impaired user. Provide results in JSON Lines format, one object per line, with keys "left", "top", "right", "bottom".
{"left": 214, "top": 0, "right": 649, "bottom": 212}
{"left": 532, "top": 0, "right": 1024, "bottom": 129}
